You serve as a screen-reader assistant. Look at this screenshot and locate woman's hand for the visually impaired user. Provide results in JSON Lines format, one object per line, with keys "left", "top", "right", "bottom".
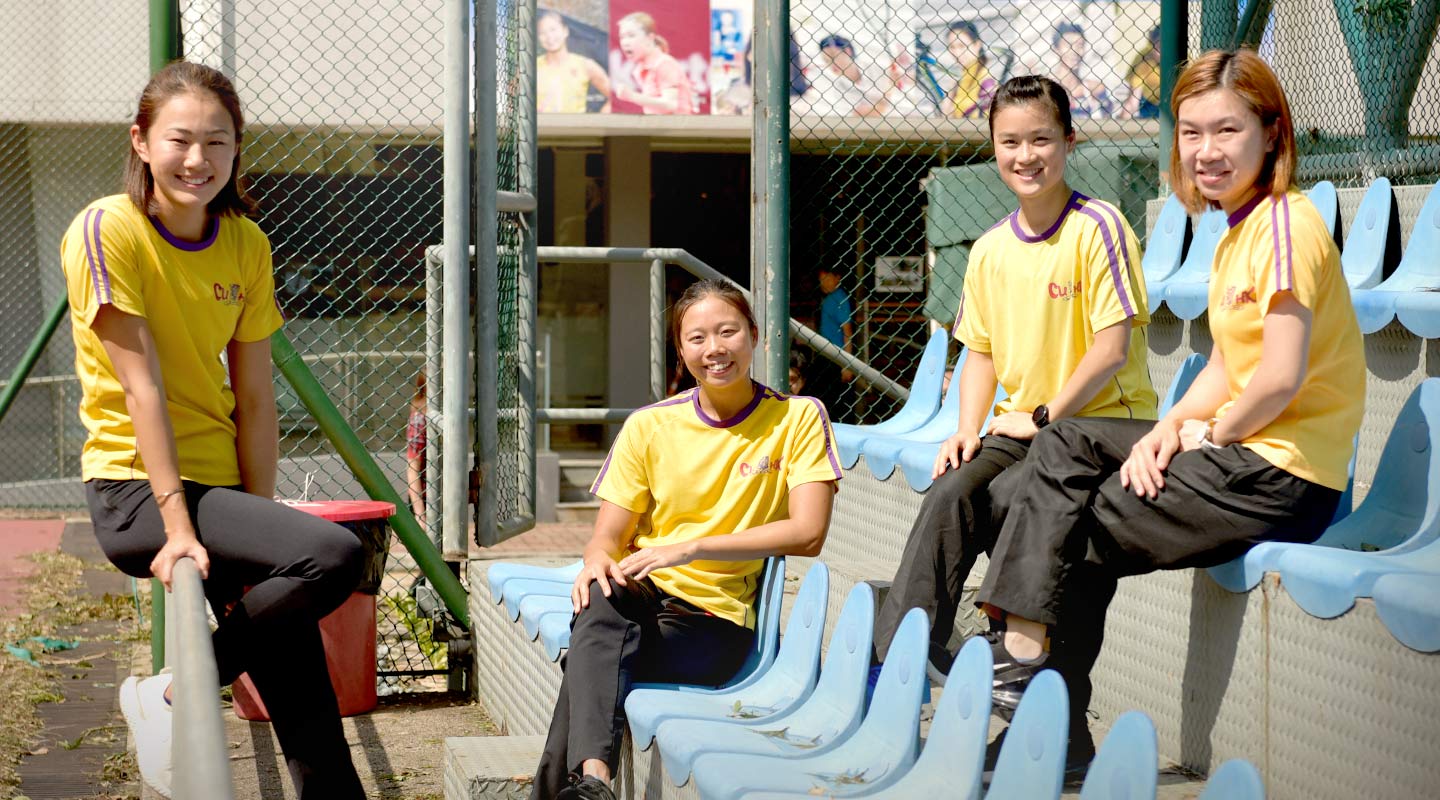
{"left": 1120, "top": 419, "right": 1181, "bottom": 499}
{"left": 618, "top": 541, "right": 699, "bottom": 582}
{"left": 986, "top": 411, "right": 1039, "bottom": 441}
{"left": 1177, "top": 418, "right": 1209, "bottom": 453}
{"left": 572, "top": 552, "right": 629, "bottom": 613}
{"left": 150, "top": 532, "right": 210, "bottom": 591}
{"left": 932, "top": 431, "right": 982, "bottom": 478}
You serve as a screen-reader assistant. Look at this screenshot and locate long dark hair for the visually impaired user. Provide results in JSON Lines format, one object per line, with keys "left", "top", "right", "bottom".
{"left": 670, "top": 279, "right": 759, "bottom": 352}
{"left": 124, "top": 61, "right": 256, "bottom": 217}
{"left": 987, "top": 74, "right": 1074, "bottom": 140}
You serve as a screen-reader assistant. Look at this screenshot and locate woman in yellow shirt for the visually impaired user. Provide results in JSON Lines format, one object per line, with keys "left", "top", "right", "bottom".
{"left": 975, "top": 50, "right": 1363, "bottom": 777}
{"left": 538, "top": 11, "right": 612, "bottom": 113}
{"left": 531, "top": 281, "right": 843, "bottom": 800}
{"left": 945, "top": 21, "right": 998, "bottom": 118}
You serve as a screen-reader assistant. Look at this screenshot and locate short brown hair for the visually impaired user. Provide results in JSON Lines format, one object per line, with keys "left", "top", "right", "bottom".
{"left": 124, "top": 61, "right": 256, "bottom": 218}
{"left": 1169, "top": 49, "right": 1297, "bottom": 215}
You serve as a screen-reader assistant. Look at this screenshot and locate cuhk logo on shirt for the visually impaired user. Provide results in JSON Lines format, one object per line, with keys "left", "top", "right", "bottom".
{"left": 214, "top": 282, "right": 244, "bottom": 307}
{"left": 738, "top": 455, "right": 783, "bottom": 477}
{"left": 1048, "top": 281, "right": 1082, "bottom": 301}
{"left": 1221, "top": 285, "right": 1258, "bottom": 311}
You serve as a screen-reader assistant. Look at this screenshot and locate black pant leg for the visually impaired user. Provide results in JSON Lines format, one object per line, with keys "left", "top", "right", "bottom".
{"left": 873, "top": 436, "right": 1030, "bottom": 662}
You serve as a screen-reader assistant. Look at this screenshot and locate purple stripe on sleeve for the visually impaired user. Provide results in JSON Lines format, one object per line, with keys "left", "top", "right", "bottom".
{"left": 800, "top": 396, "right": 844, "bottom": 478}
{"left": 952, "top": 290, "right": 966, "bottom": 337}
{"left": 1282, "top": 194, "right": 1295, "bottom": 289}
{"left": 589, "top": 447, "right": 616, "bottom": 494}
{"left": 91, "top": 209, "right": 114, "bottom": 304}
{"left": 1091, "top": 198, "right": 1134, "bottom": 270}
{"left": 1271, "top": 200, "right": 1283, "bottom": 289}
{"left": 1074, "top": 205, "right": 1135, "bottom": 317}
{"left": 81, "top": 209, "right": 105, "bottom": 307}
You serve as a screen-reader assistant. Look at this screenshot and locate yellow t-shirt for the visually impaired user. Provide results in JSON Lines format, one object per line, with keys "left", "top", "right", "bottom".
{"left": 953, "top": 191, "right": 1158, "bottom": 420}
{"left": 61, "top": 195, "right": 285, "bottom": 486}
{"left": 590, "top": 384, "right": 843, "bottom": 627}
{"left": 537, "top": 51, "right": 593, "bottom": 113}
{"left": 949, "top": 61, "right": 997, "bottom": 119}
{"left": 1209, "top": 190, "right": 1364, "bottom": 490}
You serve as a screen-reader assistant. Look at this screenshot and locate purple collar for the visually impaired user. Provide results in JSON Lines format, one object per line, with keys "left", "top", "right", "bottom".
{"left": 149, "top": 214, "right": 219, "bottom": 251}
{"left": 1010, "top": 191, "right": 1079, "bottom": 243}
{"left": 692, "top": 381, "right": 767, "bottom": 428}
{"left": 1226, "top": 191, "right": 1267, "bottom": 228}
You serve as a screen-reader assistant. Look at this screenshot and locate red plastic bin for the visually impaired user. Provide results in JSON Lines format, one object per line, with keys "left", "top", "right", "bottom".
{"left": 232, "top": 499, "right": 394, "bottom": 721}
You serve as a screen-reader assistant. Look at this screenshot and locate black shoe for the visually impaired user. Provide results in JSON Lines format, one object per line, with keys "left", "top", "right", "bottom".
{"left": 925, "top": 641, "right": 956, "bottom": 687}
{"left": 987, "top": 635, "right": 1048, "bottom": 721}
{"left": 981, "top": 726, "right": 1096, "bottom": 785}
{"left": 556, "top": 775, "right": 617, "bottom": 800}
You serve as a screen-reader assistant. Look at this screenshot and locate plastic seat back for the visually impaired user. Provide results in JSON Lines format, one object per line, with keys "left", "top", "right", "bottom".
{"left": 761, "top": 560, "right": 828, "bottom": 691}
{"left": 982, "top": 669, "right": 1069, "bottom": 799}
{"left": 486, "top": 559, "right": 582, "bottom": 603}
{"left": 1306, "top": 180, "right": 1340, "bottom": 246}
{"left": 836, "top": 334, "right": 957, "bottom": 467}
{"left": 1171, "top": 209, "right": 1228, "bottom": 284}
{"left": 716, "top": 555, "right": 787, "bottom": 690}
{"left": 1078, "top": 711, "right": 1158, "bottom": 800}
{"left": 1142, "top": 194, "right": 1191, "bottom": 286}
{"left": 1372, "top": 182, "right": 1440, "bottom": 292}
{"left": 1159, "top": 353, "right": 1207, "bottom": 416}
{"left": 1342, "top": 177, "right": 1399, "bottom": 289}
{"left": 1198, "top": 759, "right": 1265, "bottom": 800}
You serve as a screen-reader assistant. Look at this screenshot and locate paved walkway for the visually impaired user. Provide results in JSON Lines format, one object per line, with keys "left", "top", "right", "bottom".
{"left": 0, "top": 518, "right": 65, "bottom": 616}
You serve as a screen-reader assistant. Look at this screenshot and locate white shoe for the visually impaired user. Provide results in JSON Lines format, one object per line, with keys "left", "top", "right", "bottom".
{"left": 119, "top": 672, "right": 173, "bottom": 798}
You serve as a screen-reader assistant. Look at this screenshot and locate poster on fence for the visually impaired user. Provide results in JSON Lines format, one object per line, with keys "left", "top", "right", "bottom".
{"left": 608, "top": 0, "right": 711, "bottom": 115}
{"left": 538, "top": 1, "right": 612, "bottom": 113}
{"left": 709, "top": 0, "right": 753, "bottom": 115}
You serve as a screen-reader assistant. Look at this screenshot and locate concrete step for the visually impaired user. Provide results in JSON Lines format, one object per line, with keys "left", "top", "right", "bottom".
{"left": 555, "top": 500, "right": 600, "bottom": 524}
{"left": 444, "top": 735, "right": 544, "bottom": 800}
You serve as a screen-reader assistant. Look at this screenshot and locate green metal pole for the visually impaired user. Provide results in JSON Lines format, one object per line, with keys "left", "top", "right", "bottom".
{"left": 0, "top": 297, "right": 66, "bottom": 428}
{"left": 271, "top": 331, "right": 470, "bottom": 629}
{"left": 752, "top": 0, "right": 791, "bottom": 386}
{"left": 1200, "top": 0, "right": 1238, "bottom": 50}
{"left": 1159, "top": 0, "right": 1187, "bottom": 186}
{"left": 1231, "top": 0, "right": 1273, "bottom": 50}
{"left": 150, "top": 578, "right": 166, "bottom": 671}
{"left": 150, "top": 0, "right": 181, "bottom": 72}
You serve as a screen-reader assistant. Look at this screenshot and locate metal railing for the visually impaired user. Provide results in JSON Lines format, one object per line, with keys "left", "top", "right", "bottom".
{"left": 166, "top": 557, "right": 235, "bottom": 800}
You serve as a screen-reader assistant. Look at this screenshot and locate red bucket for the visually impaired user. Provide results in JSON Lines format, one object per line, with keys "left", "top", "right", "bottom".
{"left": 232, "top": 499, "right": 394, "bottom": 721}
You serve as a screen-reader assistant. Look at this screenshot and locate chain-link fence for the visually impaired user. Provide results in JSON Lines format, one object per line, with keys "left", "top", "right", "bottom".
{"left": 787, "top": 0, "right": 1440, "bottom": 424}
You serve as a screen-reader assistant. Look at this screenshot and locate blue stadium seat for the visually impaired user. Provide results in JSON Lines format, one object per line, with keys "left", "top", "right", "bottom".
{"left": 518, "top": 593, "right": 571, "bottom": 640}
{"left": 1373, "top": 571, "right": 1440, "bottom": 652}
{"left": 833, "top": 329, "right": 951, "bottom": 467}
{"left": 654, "top": 582, "right": 875, "bottom": 787}
{"left": 1078, "top": 711, "right": 1158, "bottom": 800}
{"left": 1209, "top": 379, "right": 1440, "bottom": 597}
{"left": 486, "top": 559, "right": 582, "bottom": 602}
{"left": 1354, "top": 182, "right": 1440, "bottom": 333}
{"left": 981, "top": 670, "right": 1070, "bottom": 800}
{"left": 501, "top": 577, "right": 572, "bottom": 621}
{"left": 874, "top": 384, "right": 1006, "bottom": 490}
{"left": 1161, "top": 353, "right": 1207, "bottom": 415}
{"left": 624, "top": 562, "right": 829, "bottom": 748}
{"left": 1341, "top": 177, "right": 1398, "bottom": 289}
{"left": 840, "top": 348, "right": 966, "bottom": 470}
{"left": 1142, "top": 194, "right": 1192, "bottom": 290}
{"left": 688, "top": 607, "right": 929, "bottom": 800}
{"left": 1158, "top": 209, "right": 1228, "bottom": 320}
{"left": 1307, "top": 180, "right": 1340, "bottom": 244}
{"left": 1197, "top": 759, "right": 1265, "bottom": 800}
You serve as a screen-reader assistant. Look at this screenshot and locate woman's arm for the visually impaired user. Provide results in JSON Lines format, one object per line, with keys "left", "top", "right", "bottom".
{"left": 93, "top": 306, "right": 209, "bottom": 588}
{"left": 989, "top": 320, "right": 1132, "bottom": 443}
{"left": 573, "top": 500, "right": 641, "bottom": 610}
{"left": 1121, "top": 341, "right": 1233, "bottom": 498}
{"left": 227, "top": 338, "right": 278, "bottom": 498}
{"left": 1208, "top": 294, "right": 1311, "bottom": 446}
{"left": 616, "top": 480, "right": 834, "bottom": 580}
{"left": 585, "top": 57, "right": 612, "bottom": 100}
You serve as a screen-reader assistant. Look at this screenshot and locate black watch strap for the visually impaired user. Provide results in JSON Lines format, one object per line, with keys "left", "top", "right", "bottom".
{"left": 1032, "top": 404, "right": 1051, "bottom": 429}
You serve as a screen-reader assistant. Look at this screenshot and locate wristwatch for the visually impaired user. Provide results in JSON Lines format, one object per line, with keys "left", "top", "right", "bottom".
{"left": 1032, "top": 404, "right": 1051, "bottom": 430}
{"left": 1198, "top": 417, "right": 1222, "bottom": 449}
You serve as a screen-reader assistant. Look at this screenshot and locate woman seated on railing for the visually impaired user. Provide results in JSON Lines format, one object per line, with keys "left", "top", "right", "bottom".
{"left": 60, "top": 62, "right": 366, "bottom": 800}
{"left": 531, "top": 280, "right": 843, "bottom": 800}
{"left": 972, "top": 48, "right": 1364, "bottom": 777}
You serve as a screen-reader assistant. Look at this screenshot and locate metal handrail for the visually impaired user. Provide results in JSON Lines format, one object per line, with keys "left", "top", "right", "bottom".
{"left": 533, "top": 246, "right": 909, "bottom": 403}
{"left": 168, "top": 557, "right": 235, "bottom": 800}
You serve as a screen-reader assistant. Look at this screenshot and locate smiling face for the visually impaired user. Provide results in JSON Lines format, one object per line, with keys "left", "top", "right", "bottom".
{"left": 1177, "top": 87, "right": 1274, "bottom": 214}
{"left": 679, "top": 294, "right": 756, "bottom": 392}
{"left": 991, "top": 100, "right": 1074, "bottom": 205}
{"left": 130, "top": 91, "right": 236, "bottom": 229}
{"left": 618, "top": 20, "right": 655, "bottom": 60}
{"left": 1054, "top": 32, "right": 1086, "bottom": 70}
{"left": 538, "top": 14, "right": 568, "bottom": 53}
{"left": 947, "top": 29, "right": 980, "bottom": 68}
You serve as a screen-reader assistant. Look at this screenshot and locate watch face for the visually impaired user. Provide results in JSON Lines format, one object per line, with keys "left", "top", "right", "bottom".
{"left": 1032, "top": 405, "right": 1048, "bottom": 427}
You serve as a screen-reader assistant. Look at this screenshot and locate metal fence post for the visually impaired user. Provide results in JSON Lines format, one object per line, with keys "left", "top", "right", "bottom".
{"left": 518, "top": 0, "right": 540, "bottom": 530}
{"left": 170, "top": 557, "right": 235, "bottom": 799}
{"left": 752, "top": 0, "right": 792, "bottom": 388}
{"left": 0, "top": 297, "right": 65, "bottom": 428}
{"left": 475, "top": 0, "right": 501, "bottom": 548}
{"left": 442, "top": 0, "right": 472, "bottom": 562}
{"left": 150, "top": 0, "right": 181, "bottom": 71}
{"left": 649, "top": 259, "right": 665, "bottom": 402}
{"left": 1160, "top": 0, "right": 1188, "bottom": 186}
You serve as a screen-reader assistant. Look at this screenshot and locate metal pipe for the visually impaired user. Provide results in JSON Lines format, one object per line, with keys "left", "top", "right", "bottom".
{"left": 537, "top": 408, "right": 637, "bottom": 423}
{"left": 0, "top": 297, "right": 65, "bottom": 428}
{"left": 170, "top": 557, "right": 235, "bottom": 800}
{"left": 475, "top": 0, "right": 501, "bottom": 548}
{"left": 1232, "top": 0, "right": 1273, "bottom": 50}
{"left": 1158, "top": 0, "right": 1186, "bottom": 182}
{"left": 497, "top": 191, "right": 538, "bottom": 212}
{"left": 150, "top": 578, "right": 165, "bottom": 671}
{"left": 442, "top": 0, "right": 471, "bottom": 563}
{"left": 518, "top": 0, "right": 540, "bottom": 538}
{"left": 751, "top": 0, "right": 792, "bottom": 387}
{"left": 540, "top": 332, "right": 552, "bottom": 452}
{"left": 425, "top": 242, "right": 441, "bottom": 549}
{"left": 535, "top": 247, "right": 908, "bottom": 401}
{"left": 150, "top": 0, "right": 181, "bottom": 72}
{"left": 649, "top": 259, "right": 665, "bottom": 401}
{"left": 271, "top": 331, "right": 470, "bottom": 628}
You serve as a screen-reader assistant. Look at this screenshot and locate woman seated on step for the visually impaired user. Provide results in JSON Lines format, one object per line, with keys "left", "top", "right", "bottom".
{"left": 532, "top": 279, "right": 844, "bottom": 800}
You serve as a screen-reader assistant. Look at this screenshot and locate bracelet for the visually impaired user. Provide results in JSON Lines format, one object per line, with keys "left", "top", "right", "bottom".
{"left": 1198, "top": 417, "right": 1223, "bottom": 449}
{"left": 154, "top": 488, "right": 185, "bottom": 506}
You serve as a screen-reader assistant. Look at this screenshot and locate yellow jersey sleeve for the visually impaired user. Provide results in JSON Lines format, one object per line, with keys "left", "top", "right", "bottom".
{"left": 591, "top": 414, "right": 653, "bottom": 514}
{"left": 234, "top": 222, "right": 284, "bottom": 342}
{"left": 1077, "top": 202, "right": 1148, "bottom": 332}
{"left": 785, "top": 398, "right": 844, "bottom": 489}
{"left": 63, "top": 204, "right": 147, "bottom": 326}
{"left": 1255, "top": 193, "right": 1324, "bottom": 313}
{"left": 952, "top": 242, "right": 992, "bottom": 354}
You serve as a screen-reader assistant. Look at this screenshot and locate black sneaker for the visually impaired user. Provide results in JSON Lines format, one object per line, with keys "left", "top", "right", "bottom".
{"left": 987, "top": 635, "right": 1048, "bottom": 721}
{"left": 981, "top": 726, "right": 1096, "bottom": 785}
{"left": 556, "top": 775, "right": 617, "bottom": 800}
